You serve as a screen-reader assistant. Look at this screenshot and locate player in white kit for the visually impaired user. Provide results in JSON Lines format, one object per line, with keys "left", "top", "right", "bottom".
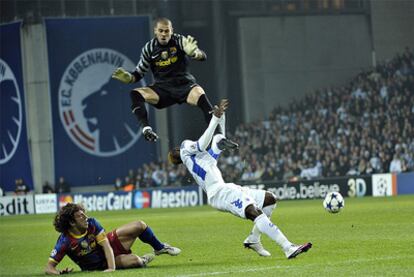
{"left": 168, "top": 99, "right": 312, "bottom": 259}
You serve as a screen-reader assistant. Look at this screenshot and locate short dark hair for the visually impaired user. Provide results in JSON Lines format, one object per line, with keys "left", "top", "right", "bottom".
{"left": 154, "top": 17, "right": 172, "bottom": 27}
{"left": 53, "top": 203, "right": 85, "bottom": 233}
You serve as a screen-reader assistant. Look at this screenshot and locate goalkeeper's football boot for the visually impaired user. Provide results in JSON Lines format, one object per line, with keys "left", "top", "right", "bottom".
{"left": 217, "top": 138, "right": 239, "bottom": 151}
{"left": 154, "top": 243, "right": 181, "bottom": 256}
{"left": 141, "top": 253, "right": 155, "bottom": 267}
{"left": 243, "top": 238, "right": 271, "bottom": 257}
{"left": 285, "top": 242, "right": 312, "bottom": 259}
{"left": 143, "top": 126, "right": 159, "bottom": 142}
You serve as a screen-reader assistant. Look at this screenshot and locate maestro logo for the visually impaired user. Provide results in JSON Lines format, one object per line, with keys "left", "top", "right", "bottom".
{"left": 0, "top": 59, "right": 22, "bottom": 164}
{"left": 134, "top": 191, "right": 150, "bottom": 208}
{"left": 58, "top": 48, "right": 146, "bottom": 157}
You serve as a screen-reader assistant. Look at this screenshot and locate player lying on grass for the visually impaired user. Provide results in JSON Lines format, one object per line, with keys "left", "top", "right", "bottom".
{"left": 45, "top": 203, "right": 180, "bottom": 275}
{"left": 168, "top": 99, "right": 312, "bottom": 259}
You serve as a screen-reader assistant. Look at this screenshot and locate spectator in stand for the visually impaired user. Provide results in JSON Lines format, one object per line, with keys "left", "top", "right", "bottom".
{"left": 123, "top": 176, "right": 135, "bottom": 192}
{"left": 280, "top": 163, "right": 292, "bottom": 181}
{"left": 326, "top": 161, "right": 341, "bottom": 178}
{"left": 262, "top": 166, "right": 276, "bottom": 182}
{"left": 151, "top": 162, "right": 168, "bottom": 187}
{"left": 15, "top": 178, "right": 29, "bottom": 195}
{"left": 389, "top": 154, "right": 403, "bottom": 174}
{"left": 56, "top": 177, "right": 71, "bottom": 193}
{"left": 127, "top": 169, "right": 136, "bottom": 185}
{"left": 42, "top": 181, "right": 55, "bottom": 194}
{"left": 114, "top": 177, "right": 123, "bottom": 191}
{"left": 135, "top": 169, "right": 145, "bottom": 188}
{"left": 167, "top": 164, "right": 179, "bottom": 186}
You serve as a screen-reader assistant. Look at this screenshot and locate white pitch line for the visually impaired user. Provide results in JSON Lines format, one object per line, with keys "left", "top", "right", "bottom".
{"left": 174, "top": 265, "right": 286, "bottom": 277}
{"left": 174, "top": 255, "right": 411, "bottom": 277}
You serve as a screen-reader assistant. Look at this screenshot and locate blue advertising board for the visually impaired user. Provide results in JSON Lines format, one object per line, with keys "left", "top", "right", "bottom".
{"left": 0, "top": 21, "right": 33, "bottom": 191}
{"left": 397, "top": 172, "right": 414, "bottom": 195}
{"left": 56, "top": 186, "right": 203, "bottom": 212}
{"left": 45, "top": 16, "right": 156, "bottom": 187}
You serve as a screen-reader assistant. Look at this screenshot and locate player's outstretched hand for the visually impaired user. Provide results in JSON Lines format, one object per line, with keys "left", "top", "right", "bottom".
{"left": 183, "top": 35, "right": 198, "bottom": 57}
{"left": 212, "top": 99, "right": 229, "bottom": 118}
{"left": 112, "top": 67, "right": 133, "bottom": 84}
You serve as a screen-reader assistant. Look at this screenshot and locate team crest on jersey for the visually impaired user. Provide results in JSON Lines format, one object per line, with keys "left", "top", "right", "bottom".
{"left": 58, "top": 48, "right": 145, "bottom": 157}
{"left": 161, "top": 51, "right": 169, "bottom": 60}
{"left": 0, "top": 59, "right": 22, "bottom": 165}
{"left": 80, "top": 240, "right": 89, "bottom": 249}
{"left": 170, "top": 47, "right": 177, "bottom": 56}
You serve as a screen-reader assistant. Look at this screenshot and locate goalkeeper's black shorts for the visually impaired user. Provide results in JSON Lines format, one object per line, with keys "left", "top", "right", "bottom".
{"left": 149, "top": 78, "right": 199, "bottom": 109}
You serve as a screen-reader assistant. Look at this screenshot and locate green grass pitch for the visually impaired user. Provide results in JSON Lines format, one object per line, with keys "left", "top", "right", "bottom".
{"left": 1, "top": 195, "right": 413, "bottom": 276}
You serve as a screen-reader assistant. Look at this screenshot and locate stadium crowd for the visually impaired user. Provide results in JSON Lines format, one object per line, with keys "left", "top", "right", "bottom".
{"left": 117, "top": 47, "right": 414, "bottom": 189}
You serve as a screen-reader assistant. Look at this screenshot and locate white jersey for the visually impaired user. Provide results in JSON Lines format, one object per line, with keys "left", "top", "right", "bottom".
{"left": 177, "top": 112, "right": 266, "bottom": 219}
{"left": 180, "top": 139, "right": 224, "bottom": 199}
{"left": 180, "top": 136, "right": 266, "bottom": 219}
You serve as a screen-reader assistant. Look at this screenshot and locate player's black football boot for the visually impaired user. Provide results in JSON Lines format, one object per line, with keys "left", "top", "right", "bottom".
{"left": 217, "top": 138, "right": 239, "bottom": 151}
{"left": 143, "top": 127, "right": 159, "bottom": 142}
{"left": 286, "top": 242, "right": 312, "bottom": 259}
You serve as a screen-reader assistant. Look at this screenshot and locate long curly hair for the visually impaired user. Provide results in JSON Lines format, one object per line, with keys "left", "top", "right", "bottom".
{"left": 168, "top": 147, "right": 182, "bottom": 165}
{"left": 53, "top": 203, "right": 85, "bottom": 233}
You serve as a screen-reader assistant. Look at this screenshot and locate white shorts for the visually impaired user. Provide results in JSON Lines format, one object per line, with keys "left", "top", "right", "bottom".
{"left": 208, "top": 183, "right": 266, "bottom": 219}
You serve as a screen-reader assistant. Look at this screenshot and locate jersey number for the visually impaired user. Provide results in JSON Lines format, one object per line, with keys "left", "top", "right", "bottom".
{"left": 231, "top": 199, "right": 243, "bottom": 209}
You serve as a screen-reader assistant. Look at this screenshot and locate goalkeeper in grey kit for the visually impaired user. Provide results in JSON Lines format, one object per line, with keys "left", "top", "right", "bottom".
{"left": 112, "top": 17, "right": 214, "bottom": 142}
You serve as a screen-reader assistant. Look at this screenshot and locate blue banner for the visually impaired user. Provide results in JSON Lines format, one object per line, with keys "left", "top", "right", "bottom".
{"left": 0, "top": 21, "right": 33, "bottom": 192}
{"left": 397, "top": 172, "right": 414, "bottom": 195}
{"left": 45, "top": 17, "right": 156, "bottom": 187}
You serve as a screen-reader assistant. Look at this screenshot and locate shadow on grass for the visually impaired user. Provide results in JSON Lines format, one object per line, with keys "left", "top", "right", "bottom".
{"left": 16, "top": 272, "right": 85, "bottom": 277}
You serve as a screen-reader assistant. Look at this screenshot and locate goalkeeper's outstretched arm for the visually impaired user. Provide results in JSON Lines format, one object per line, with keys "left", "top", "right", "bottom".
{"left": 192, "top": 48, "right": 207, "bottom": 61}
{"left": 182, "top": 35, "right": 207, "bottom": 61}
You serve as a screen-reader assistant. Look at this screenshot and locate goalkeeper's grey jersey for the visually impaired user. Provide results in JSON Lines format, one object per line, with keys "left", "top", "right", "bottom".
{"left": 135, "top": 33, "right": 196, "bottom": 83}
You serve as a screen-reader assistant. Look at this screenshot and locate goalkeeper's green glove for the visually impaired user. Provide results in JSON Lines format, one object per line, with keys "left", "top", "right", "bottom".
{"left": 183, "top": 35, "right": 199, "bottom": 57}
{"left": 111, "top": 67, "right": 133, "bottom": 84}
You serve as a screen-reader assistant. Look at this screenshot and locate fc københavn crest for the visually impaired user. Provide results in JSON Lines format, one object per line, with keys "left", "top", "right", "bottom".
{"left": 58, "top": 48, "right": 144, "bottom": 157}
{"left": 0, "top": 59, "right": 22, "bottom": 165}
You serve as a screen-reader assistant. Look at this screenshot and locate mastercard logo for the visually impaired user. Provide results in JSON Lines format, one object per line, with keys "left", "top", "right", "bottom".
{"left": 59, "top": 195, "right": 74, "bottom": 208}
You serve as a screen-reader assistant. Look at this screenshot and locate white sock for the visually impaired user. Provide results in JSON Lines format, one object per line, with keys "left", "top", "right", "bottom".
{"left": 254, "top": 213, "right": 292, "bottom": 252}
{"left": 247, "top": 204, "right": 276, "bottom": 243}
{"left": 246, "top": 227, "right": 261, "bottom": 243}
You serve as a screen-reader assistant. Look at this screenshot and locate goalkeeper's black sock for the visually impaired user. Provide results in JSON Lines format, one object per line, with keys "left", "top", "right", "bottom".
{"left": 130, "top": 90, "right": 149, "bottom": 127}
{"left": 197, "top": 94, "right": 213, "bottom": 123}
